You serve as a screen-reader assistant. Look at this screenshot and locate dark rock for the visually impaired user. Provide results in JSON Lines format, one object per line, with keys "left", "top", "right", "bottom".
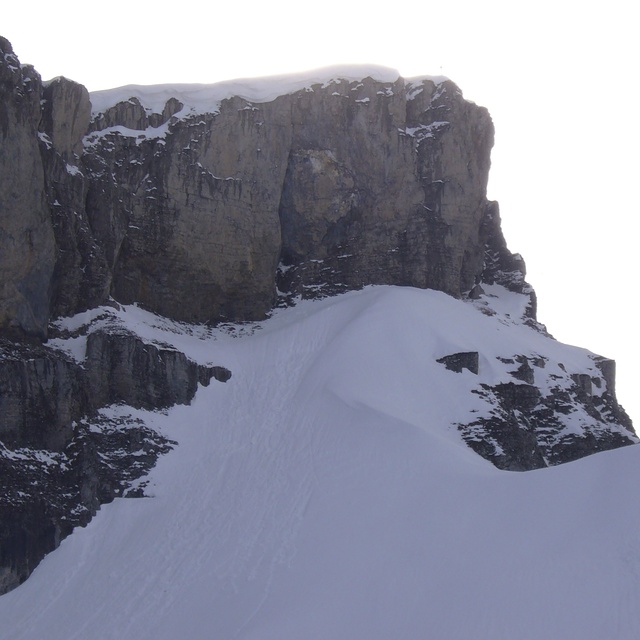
{"left": 0, "top": 339, "right": 89, "bottom": 450}
{"left": 40, "top": 134, "right": 111, "bottom": 319}
{"left": 509, "top": 355, "right": 535, "bottom": 384}
{"left": 479, "top": 200, "right": 537, "bottom": 318}
{"left": 0, "top": 413, "right": 175, "bottom": 594}
{"left": 0, "top": 322, "right": 230, "bottom": 594}
{"left": 0, "top": 37, "right": 56, "bottom": 339}
{"left": 85, "top": 328, "right": 213, "bottom": 410}
{"left": 437, "top": 352, "right": 479, "bottom": 375}
{"left": 41, "top": 77, "right": 91, "bottom": 161}
{"left": 459, "top": 361, "right": 636, "bottom": 471}
{"left": 208, "top": 365, "right": 232, "bottom": 384}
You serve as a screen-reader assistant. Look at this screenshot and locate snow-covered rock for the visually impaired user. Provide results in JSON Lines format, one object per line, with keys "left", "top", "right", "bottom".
{"left": 0, "top": 286, "right": 638, "bottom": 639}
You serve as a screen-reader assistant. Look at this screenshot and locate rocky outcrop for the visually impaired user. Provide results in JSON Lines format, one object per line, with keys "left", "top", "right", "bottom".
{"left": 41, "top": 76, "right": 91, "bottom": 161}
{"left": 0, "top": 310, "right": 230, "bottom": 594}
{"left": 0, "top": 37, "right": 55, "bottom": 339}
{"left": 454, "top": 354, "right": 634, "bottom": 471}
{"left": 0, "top": 324, "right": 227, "bottom": 451}
{"left": 436, "top": 351, "right": 479, "bottom": 375}
{"left": 480, "top": 200, "right": 537, "bottom": 317}
{"left": 0, "top": 36, "right": 636, "bottom": 594}
{"left": 277, "top": 76, "right": 493, "bottom": 302}
{"left": 82, "top": 75, "right": 494, "bottom": 321}
{"left": 0, "top": 339, "right": 89, "bottom": 450}
{"left": 84, "top": 328, "right": 226, "bottom": 409}
{"left": 0, "top": 38, "right": 512, "bottom": 331}
{"left": 0, "top": 413, "right": 175, "bottom": 594}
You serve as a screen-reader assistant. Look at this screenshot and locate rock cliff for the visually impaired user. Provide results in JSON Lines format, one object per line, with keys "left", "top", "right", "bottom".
{"left": 0, "top": 36, "right": 635, "bottom": 594}
{"left": 1, "top": 37, "right": 511, "bottom": 332}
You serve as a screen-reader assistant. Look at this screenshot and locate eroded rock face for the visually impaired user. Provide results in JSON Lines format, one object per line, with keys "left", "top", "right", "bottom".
{"left": 1, "top": 40, "right": 109, "bottom": 335}
{"left": 41, "top": 76, "right": 91, "bottom": 161}
{"left": 0, "top": 339, "right": 89, "bottom": 450}
{"left": 83, "top": 74, "right": 495, "bottom": 321}
{"left": 0, "top": 314, "right": 230, "bottom": 595}
{"left": 0, "top": 37, "right": 506, "bottom": 330}
{"left": 0, "top": 36, "right": 636, "bottom": 595}
{"left": 0, "top": 413, "right": 175, "bottom": 594}
{"left": 453, "top": 354, "right": 635, "bottom": 471}
{"left": 102, "top": 95, "right": 291, "bottom": 322}
{"left": 85, "top": 327, "right": 228, "bottom": 409}
{"left": 0, "top": 37, "right": 55, "bottom": 339}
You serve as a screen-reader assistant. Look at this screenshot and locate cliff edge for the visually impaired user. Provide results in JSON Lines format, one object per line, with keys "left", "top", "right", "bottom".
{"left": 0, "top": 36, "right": 635, "bottom": 595}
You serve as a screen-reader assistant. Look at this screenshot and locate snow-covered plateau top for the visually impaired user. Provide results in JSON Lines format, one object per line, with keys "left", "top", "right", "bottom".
{"left": 89, "top": 65, "right": 448, "bottom": 117}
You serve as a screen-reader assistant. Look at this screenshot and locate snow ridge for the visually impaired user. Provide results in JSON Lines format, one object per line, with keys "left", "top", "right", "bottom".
{"left": 0, "top": 286, "right": 638, "bottom": 639}
{"left": 88, "top": 65, "right": 448, "bottom": 119}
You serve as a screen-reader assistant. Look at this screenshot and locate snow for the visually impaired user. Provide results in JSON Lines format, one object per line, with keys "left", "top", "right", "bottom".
{"left": 89, "top": 65, "right": 403, "bottom": 118}
{"left": 65, "top": 163, "right": 83, "bottom": 176}
{"left": 37, "top": 131, "right": 52, "bottom": 149}
{"left": 88, "top": 66, "right": 451, "bottom": 124}
{"left": 1, "top": 286, "right": 639, "bottom": 639}
{"left": 83, "top": 122, "right": 172, "bottom": 146}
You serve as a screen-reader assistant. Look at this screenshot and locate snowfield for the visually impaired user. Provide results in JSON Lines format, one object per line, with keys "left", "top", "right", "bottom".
{"left": 1, "top": 286, "right": 639, "bottom": 639}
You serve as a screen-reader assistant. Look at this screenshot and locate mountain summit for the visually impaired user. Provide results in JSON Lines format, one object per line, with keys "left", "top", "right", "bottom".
{"left": 0, "top": 36, "right": 637, "bottom": 636}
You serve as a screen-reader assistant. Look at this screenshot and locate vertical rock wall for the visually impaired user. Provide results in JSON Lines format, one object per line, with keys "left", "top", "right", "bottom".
{"left": 1, "top": 37, "right": 501, "bottom": 329}
{"left": 0, "top": 38, "right": 55, "bottom": 339}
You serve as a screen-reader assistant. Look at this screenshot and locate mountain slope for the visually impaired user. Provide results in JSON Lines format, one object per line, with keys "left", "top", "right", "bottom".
{"left": 0, "top": 286, "right": 638, "bottom": 639}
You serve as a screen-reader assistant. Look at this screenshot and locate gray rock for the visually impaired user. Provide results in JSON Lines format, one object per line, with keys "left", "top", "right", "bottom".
{"left": 0, "top": 322, "right": 230, "bottom": 595}
{"left": 437, "top": 352, "right": 479, "bottom": 375}
{"left": 0, "top": 35, "right": 636, "bottom": 595}
{"left": 41, "top": 76, "right": 91, "bottom": 161}
{"left": 459, "top": 357, "right": 636, "bottom": 471}
{"left": 509, "top": 355, "right": 535, "bottom": 384}
{"left": 0, "top": 37, "right": 56, "bottom": 339}
{"left": 0, "top": 413, "right": 175, "bottom": 594}
{"left": 85, "top": 328, "right": 227, "bottom": 409}
{"left": 0, "top": 339, "right": 88, "bottom": 450}
{"left": 84, "top": 75, "right": 495, "bottom": 322}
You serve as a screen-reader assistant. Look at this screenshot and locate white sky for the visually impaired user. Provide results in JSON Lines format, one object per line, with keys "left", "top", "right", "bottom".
{"left": 4, "top": 0, "right": 638, "bottom": 423}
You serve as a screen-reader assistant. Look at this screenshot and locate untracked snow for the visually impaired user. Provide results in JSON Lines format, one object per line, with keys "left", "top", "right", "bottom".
{"left": 89, "top": 65, "right": 403, "bottom": 118}
{"left": 88, "top": 65, "right": 448, "bottom": 122}
{"left": 1, "top": 286, "right": 639, "bottom": 640}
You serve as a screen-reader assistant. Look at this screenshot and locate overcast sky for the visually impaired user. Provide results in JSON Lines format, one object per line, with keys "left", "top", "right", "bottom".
{"left": 4, "top": 0, "right": 638, "bottom": 422}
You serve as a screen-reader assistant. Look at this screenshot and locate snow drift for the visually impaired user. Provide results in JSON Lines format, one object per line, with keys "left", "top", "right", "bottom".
{"left": 0, "top": 286, "right": 638, "bottom": 640}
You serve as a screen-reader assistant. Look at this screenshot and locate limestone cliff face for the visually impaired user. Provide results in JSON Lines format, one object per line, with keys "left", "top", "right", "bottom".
{"left": 83, "top": 73, "right": 494, "bottom": 321}
{"left": 0, "top": 37, "right": 636, "bottom": 595}
{"left": 87, "top": 94, "right": 291, "bottom": 323}
{"left": 280, "top": 77, "right": 493, "bottom": 300}
{"left": 0, "top": 37, "right": 109, "bottom": 337}
{"left": 0, "top": 39, "right": 501, "bottom": 328}
{"left": 0, "top": 38, "right": 55, "bottom": 339}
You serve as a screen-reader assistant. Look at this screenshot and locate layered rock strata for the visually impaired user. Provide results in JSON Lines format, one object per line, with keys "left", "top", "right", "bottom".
{"left": 0, "top": 308, "right": 231, "bottom": 594}
{"left": 2, "top": 35, "right": 500, "bottom": 331}
{"left": 0, "top": 36, "right": 636, "bottom": 594}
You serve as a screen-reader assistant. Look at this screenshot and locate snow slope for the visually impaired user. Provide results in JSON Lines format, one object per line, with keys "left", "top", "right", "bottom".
{"left": 1, "top": 286, "right": 639, "bottom": 640}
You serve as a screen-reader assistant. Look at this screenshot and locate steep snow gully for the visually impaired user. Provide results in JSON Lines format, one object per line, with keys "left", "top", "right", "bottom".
{"left": 1, "top": 286, "right": 640, "bottom": 639}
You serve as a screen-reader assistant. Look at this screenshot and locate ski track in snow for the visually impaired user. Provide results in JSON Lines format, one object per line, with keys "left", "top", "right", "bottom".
{"left": 2, "top": 286, "right": 640, "bottom": 640}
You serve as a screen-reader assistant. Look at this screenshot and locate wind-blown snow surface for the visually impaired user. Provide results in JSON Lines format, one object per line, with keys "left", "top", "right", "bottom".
{"left": 2, "top": 287, "right": 640, "bottom": 639}
{"left": 88, "top": 65, "right": 445, "bottom": 118}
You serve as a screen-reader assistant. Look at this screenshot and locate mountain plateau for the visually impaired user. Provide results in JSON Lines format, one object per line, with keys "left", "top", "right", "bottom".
{"left": 0, "top": 34, "right": 635, "bottom": 601}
